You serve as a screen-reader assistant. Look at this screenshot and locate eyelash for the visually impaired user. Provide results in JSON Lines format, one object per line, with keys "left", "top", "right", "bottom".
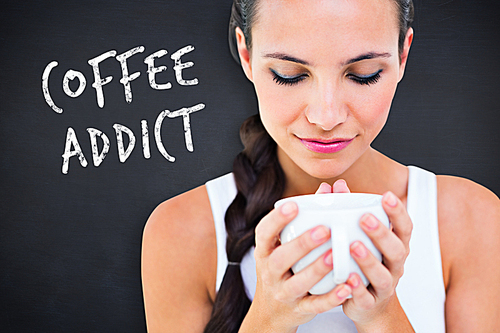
{"left": 348, "top": 69, "right": 383, "bottom": 86}
{"left": 271, "top": 69, "right": 307, "bottom": 86}
{"left": 270, "top": 69, "right": 383, "bottom": 86}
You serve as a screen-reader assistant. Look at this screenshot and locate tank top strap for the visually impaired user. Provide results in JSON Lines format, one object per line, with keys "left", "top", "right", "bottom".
{"left": 396, "top": 165, "right": 446, "bottom": 332}
{"left": 406, "top": 165, "right": 438, "bottom": 229}
{"left": 205, "top": 173, "right": 237, "bottom": 291}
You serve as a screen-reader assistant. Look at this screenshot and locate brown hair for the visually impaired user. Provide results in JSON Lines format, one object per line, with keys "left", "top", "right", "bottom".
{"left": 204, "top": 115, "right": 285, "bottom": 332}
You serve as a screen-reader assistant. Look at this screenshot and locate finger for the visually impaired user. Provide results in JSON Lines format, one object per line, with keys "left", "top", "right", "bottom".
{"left": 382, "top": 191, "right": 413, "bottom": 250}
{"left": 350, "top": 241, "right": 393, "bottom": 299}
{"left": 332, "top": 179, "right": 351, "bottom": 193}
{"left": 345, "top": 273, "right": 375, "bottom": 310}
{"left": 270, "top": 225, "right": 331, "bottom": 275}
{"left": 359, "top": 213, "right": 406, "bottom": 275}
{"left": 298, "top": 284, "right": 352, "bottom": 314}
{"left": 255, "top": 201, "right": 298, "bottom": 258}
{"left": 278, "top": 249, "right": 333, "bottom": 300}
{"left": 315, "top": 182, "right": 332, "bottom": 194}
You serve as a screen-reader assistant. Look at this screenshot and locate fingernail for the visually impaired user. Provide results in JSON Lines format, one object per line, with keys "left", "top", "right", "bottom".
{"left": 384, "top": 192, "right": 397, "bottom": 207}
{"left": 318, "top": 182, "right": 331, "bottom": 193}
{"left": 333, "top": 179, "right": 347, "bottom": 191}
{"left": 361, "top": 214, "right": 378, "bottom": 230}
{"left": 348, "top": 274, "right": 360, "bottom": 288}
{"left": 334, "top": 179, "right": 346, "bottom": 187}
{"left": 351, "top": 241, "right": 367, "bottom": 258}
{"left": 324, "top": 250, "right": 333, "bottom": 266}
{"left": 337, "top": 286, "right": 351, "bottom": 299}
{"left": 281, "top": 201, "right": 297, "bottom": 215}
{"left": 311, "top": 226, "right": 329, "bottom": 242}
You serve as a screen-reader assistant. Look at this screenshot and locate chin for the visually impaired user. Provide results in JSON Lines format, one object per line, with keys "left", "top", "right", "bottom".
{"left": 296, "top": 158, "right": 352, "bottom": 182}
{"left": 278, "top": 143, "right": 362, "bottom": 182}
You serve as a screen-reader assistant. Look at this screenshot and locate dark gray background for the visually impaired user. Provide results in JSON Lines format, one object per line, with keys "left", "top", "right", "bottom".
{"left": 0, "top": 0, "right": 498, "bottom": 332}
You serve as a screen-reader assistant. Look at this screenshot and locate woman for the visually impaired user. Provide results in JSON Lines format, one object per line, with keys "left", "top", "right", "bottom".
{"left": 142, "top": 0, "right": 500, "bottom": 332}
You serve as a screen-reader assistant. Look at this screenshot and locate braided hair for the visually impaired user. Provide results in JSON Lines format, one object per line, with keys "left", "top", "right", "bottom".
{"left": 203, "top": 115, "right": 285, "bottom": 332}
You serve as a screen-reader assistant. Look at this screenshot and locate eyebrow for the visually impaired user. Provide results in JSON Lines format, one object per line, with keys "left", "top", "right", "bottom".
{"left": 262, "top": 52, "right": 310, "bottom": 65}
{"left": 343, "top": 52, "right": 392, "bottom": 66}
{"left": 262, "top": 51, "right": 392, "bottom": 67}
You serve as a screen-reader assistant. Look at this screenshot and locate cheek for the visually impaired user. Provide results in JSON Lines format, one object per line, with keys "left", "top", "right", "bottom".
{"left": 254, "top": 78, "right": 302, "bottom": 131}
{"left": 351, "top": 81, "right": 396, "bottom": 131}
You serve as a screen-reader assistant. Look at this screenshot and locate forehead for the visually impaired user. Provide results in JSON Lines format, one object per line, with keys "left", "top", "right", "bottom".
{"left": 251, "top": 0, "right": 400, "bottom": 64}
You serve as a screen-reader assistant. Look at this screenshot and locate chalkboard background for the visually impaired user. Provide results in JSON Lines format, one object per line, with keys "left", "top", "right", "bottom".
{"left": 1, "top": 0, "right": 498, "bottom": 331}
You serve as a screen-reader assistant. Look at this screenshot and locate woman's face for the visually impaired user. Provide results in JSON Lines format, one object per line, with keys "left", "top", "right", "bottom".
{"left": 237, "top": 0, "right": 413, "bottom": 181}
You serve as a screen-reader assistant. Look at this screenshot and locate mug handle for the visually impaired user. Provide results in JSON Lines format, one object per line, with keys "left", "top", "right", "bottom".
{"left": 331, "top": 223, "right": 350, "bottom": 284}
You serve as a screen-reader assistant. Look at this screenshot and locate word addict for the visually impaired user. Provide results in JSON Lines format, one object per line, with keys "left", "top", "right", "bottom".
{"left": 61, "top": 103, "right": 205, "bottom": 174}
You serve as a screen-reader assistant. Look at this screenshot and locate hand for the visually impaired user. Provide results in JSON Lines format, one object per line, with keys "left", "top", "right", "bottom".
{"left": 334, "top": 184, "right": 413, "bottom": 330}
{"left": 244, "top": 181, "right": 353, "bottom": 332}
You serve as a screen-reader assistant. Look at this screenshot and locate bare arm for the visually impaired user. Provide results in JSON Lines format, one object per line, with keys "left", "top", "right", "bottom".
{"left": 141, "top": 186, "right": 217, "bottom": 332}
{"left": 438, "top": 176, "right": 500, "bottom": 332}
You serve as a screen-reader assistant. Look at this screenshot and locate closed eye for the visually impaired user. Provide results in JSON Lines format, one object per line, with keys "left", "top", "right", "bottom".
{"left": 348, "top": 69, "right": 383, "bottom": 86}
{"left": 270, "top": 69, "right": 308, "bottom": 86}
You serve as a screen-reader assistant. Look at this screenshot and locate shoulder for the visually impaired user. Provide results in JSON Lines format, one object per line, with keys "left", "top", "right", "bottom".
{"left": 436, "top": 175, "right": 499, "bottom": 232}
{"left": 141, "top": 185, "right": 217, "bottom": 331}
{"left": 142, "top": 185, "right": 216, "bottom": 293}
{"left": 436, "top": 175, "right": 500, "bottom": 288}
{"left": 145, "top": 184, "right": 215, "bottom": 239}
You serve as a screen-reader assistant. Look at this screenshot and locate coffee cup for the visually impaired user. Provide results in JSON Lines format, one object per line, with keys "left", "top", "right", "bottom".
{"left": 275, "top": 193, "right": 390, "bottom": 295}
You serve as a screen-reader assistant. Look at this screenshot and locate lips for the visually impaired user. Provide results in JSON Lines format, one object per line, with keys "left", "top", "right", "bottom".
{"left": 299, "top": 137, "right": 354, "bottom": 154}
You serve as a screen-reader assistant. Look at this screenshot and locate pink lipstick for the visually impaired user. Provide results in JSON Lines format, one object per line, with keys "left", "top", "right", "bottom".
{"left": 300, "top": 137, "right": 353, "bottom": 154}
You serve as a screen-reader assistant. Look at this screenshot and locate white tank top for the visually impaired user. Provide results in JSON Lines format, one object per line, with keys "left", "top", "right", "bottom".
{"left": 206, "top": 166, "right": 446, "bottom": 332}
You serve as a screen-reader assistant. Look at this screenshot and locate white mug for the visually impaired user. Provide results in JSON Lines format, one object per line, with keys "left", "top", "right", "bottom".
{"left": 276, "top": 193, "right": 390, "bottom": 295}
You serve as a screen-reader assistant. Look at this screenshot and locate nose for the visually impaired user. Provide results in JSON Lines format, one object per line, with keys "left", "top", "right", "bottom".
{"left": 305, "top": 80, "right": 348, "bottom": 131}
